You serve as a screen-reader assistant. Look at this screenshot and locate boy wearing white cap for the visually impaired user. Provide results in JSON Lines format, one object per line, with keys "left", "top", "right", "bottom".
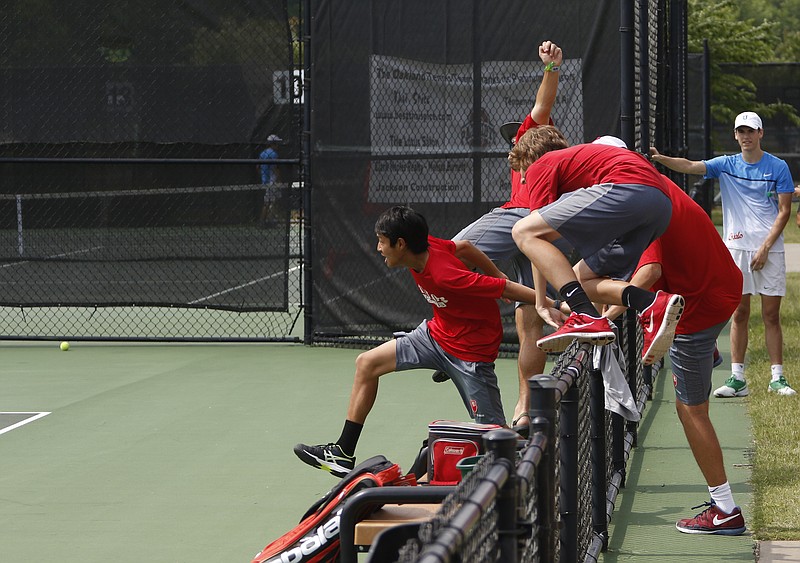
{"left": 650, "top": 111, "right": 796, "bottom": 397}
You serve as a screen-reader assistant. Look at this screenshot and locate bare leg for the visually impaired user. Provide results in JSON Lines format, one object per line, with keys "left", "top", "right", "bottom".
{"left": 512, "top": 212, "right": 576, "bottom": 289}
{"left": 675, "top": 400, "right": 727, "bottom": 487}
{"left": 345, "top": 340, "right": 398, "bottom": 424}
{"left": 575, "top": 261, "right": 629, "bottom": 306}
{"left": 730, "top": 295, "right": 750, "bottom": 365}
{"left": 761, "top": 294, "right": 783, "bottom": 365}
{"left": 513, "top": 304, "right": 547, "bottom": 423}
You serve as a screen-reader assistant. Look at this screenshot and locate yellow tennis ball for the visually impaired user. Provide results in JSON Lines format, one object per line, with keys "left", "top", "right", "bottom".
{"left": 60, "top": 341, "right": 70, "bottom": 351}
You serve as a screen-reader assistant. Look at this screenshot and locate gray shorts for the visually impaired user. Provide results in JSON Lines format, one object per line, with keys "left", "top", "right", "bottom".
{"left": 453, "top": 207, "right": 574, "bottom": 303}
{"left": 539, "top": 183, "right": 672, "bottom": 280}
{"left": 394, "top": 320, "right": 506, "bottom": 425}
{"left": 669, "top": 321, "right": 727, "bottom": 406}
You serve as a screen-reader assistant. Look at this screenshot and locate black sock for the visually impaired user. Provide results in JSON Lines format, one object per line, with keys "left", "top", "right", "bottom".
{"left": 336, "top": 420, "right": 363, "bottom": 457}
{"left": 621, "top": 286, "right": 656, "bottom": 312}
{"left": 559, "top": 281, "right": 600, "bottom": 317}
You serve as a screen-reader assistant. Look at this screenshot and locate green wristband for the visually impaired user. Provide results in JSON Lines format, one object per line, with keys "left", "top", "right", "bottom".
{"left": 544, "top": 61, "right": 560, "bottom": 72}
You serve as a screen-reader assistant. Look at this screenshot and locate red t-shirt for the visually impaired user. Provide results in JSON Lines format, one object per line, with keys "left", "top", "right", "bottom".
{"left": 410, "top": 237, "right": 508, "bottom": 363}
{"left": 522, "top": 143, "right": 669, "bottom": 211}
{"left": 636, "top": 178, "right": 742, "bottom": 334}
{"left": 502, "top": 114, "right": 551, "bottom": 209}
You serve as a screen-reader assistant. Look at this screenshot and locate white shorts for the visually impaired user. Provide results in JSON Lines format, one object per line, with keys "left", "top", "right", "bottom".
{"left": 729, "top": 248, "right": 786, "bottom": 296}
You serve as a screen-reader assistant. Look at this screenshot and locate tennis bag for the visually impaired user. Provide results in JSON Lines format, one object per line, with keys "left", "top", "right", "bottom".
{"left": 427, "top": 420, "right": 502, "bottom": 485}
{"left": 250, "top": 455, "right": 412, "bottom": 563}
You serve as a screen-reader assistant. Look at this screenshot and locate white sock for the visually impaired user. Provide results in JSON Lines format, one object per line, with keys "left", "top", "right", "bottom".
{"left": 771, "top": 365, "right": 783, "bottom": 383}
{"left": 731, "top": 363, "right": 745, "bottom": 382}
{"left": 709, "top": 481, "right": 736, "bottom": 514}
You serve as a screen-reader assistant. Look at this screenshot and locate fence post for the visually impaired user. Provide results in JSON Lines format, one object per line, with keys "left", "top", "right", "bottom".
{"left": 611, "top": 412, "right": 627, "bottom": 488}
{"left": 529, "top": 374, "right": 558, "bottom": 563}
{"left": 559, "top": 373, "right": 579, "bottom": 563}
{"left": 589, "top": 363, "right": 609, "bottom": 551}
{"left": 623, "top": 309, "right": 640, "bottom": 446}
{"left": 484, "top": 428, "right": 519, "bottom": 563}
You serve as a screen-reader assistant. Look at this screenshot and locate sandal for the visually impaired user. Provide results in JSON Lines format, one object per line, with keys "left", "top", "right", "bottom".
{"left": 512, "top": 413, "right": 531, "bottom": 428}
{"left": 511, "top": 413, "right": 531, "bottom": 439}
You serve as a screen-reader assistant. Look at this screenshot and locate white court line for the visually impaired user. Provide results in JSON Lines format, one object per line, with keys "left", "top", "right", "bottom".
{"left": 188, "top": 265, "right": 301, "bottom": 304}
{"left": 0, "top": 412, "right": 51, "bottom": 436}
{"left": 1, "top": 246, "right": 104, "bottom": 269}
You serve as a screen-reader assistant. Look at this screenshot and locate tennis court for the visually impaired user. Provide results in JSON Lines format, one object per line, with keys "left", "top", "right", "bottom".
{"left": 0, "top": 326, "right": 757, "bottom": 562}
{"left": 0, "top": 340, "right": 508, "bottom": 562}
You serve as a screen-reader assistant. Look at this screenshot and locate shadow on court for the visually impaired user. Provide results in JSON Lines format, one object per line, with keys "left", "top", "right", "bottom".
{"left": 606, "top": 323, "right": 755, "bottom": 562}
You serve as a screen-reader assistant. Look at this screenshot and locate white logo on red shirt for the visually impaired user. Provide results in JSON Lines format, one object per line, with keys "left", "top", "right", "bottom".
{"left": 418, "top": 286, "right": 448, "bottom": 308}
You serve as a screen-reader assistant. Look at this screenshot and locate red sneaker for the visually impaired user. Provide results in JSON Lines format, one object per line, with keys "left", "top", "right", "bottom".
{"left": 675, "top": 502, "right": 746, "bottom": 535}
{"left": 639, "top": 291, "right": 684, "bottom": 366}
{"left": 536, "top": 312, "right": 615, "bottom": 353}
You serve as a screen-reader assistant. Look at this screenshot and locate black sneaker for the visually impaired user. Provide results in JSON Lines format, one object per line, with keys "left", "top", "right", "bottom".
{"left": 293, "top": 442, "right": 355, "bottom": 478}
{"left": 431, "top": 370, "right": 450, "bottom": 383}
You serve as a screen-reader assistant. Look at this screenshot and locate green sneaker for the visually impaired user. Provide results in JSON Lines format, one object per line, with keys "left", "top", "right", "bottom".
{"left": 713, "top": 376, "right": 749, "bottom": 398}
{"left": 768, "top": 376, "right": 797, "bottom": 396}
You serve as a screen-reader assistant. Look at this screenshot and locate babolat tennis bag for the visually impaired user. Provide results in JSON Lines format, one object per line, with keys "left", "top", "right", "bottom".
{"left": 427, "top": 420, "right": 502, "bottom": 485}
{"left": 250, "top": 455, "right": 413, "bottom": 563}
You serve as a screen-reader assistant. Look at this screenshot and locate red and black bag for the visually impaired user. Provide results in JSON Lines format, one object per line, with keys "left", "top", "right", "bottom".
{"left": 251, "top": 455, "right": 411, "bottom": 563}
{"left": 427, "top": 420, "right": 502, "bottom": 485}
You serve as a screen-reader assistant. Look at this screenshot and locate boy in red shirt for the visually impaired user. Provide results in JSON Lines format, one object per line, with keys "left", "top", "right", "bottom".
{"left": 450, "top": 40, "right": 564, "bottom": 429}
{"left": 508, "top": 125, "right": 684, "bottom": 365}
{"left": 606, "top": 177, "right": 746, "bottom": 535}
{"left": 294, "top": 206, "right": 544, "bottom": 477}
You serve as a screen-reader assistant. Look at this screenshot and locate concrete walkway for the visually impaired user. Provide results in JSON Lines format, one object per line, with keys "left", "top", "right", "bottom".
{"left": 607, "top": 243, "right": 800, "bottom": 562}
{"left": 786, "top": 243, "right": 800, "bottom": 273}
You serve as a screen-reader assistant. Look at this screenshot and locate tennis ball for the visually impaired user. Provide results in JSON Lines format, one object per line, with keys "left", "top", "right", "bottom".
{"left": 60, "top": 341, "right": 70, "bottom": 352}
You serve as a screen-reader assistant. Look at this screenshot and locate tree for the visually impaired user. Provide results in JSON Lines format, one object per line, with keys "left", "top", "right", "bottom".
{"left": 688, "top": 0, "right": 800, "bottom": 127}
{"left": 735, "top": 0, "right": 800, "bottom": 62}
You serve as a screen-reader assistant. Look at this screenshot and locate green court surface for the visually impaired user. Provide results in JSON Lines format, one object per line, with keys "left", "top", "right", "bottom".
{"left": 0, "top": 333, "right": 755, "bottom": 562}
{"left": 607, "top": 327, "right": 755, "bottom": 561}
{"left": 0, "top": 340, "right": 513, "bottom": 562}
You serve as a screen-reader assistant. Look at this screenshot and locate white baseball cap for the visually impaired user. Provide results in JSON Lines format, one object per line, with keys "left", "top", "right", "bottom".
{"left": 267, "top": 134, "right": 283, "bottom": 142}
{"left": 592, "top": 135, "right": 628, "bottom": 149}
{"left": 734, "top": 112, "right": 762, "bottom": 130}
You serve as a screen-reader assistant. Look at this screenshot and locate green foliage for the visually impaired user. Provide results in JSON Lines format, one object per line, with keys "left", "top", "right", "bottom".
{"left": 688, "top": 0, "right": 800, "bottom": 129}
{"left": 737, "top": 0, "right": 800, "bottom": 61}
{"left": 747, "top": 271, "right": 800, "bottom": 540}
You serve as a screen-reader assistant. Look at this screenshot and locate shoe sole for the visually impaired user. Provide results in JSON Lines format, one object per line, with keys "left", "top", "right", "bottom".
{"left": 642, "top": 294, "right": 685, "bottom": 366}
{"left": 714, "top": 387, "right": 749, "bottom": 398}
{"left": 675, "top": 523, "right": 747, "bottom": 535}
{"left": 432, "top": 370, "right": 450, "bottom": 383}
{"left": 768, "top": 387, "right": 797, "bottom": 396}
{"left": 292, "top": 445, "right": 352, "bottom": 478}
{"left": 536, "top": 331, "right": 616, "bottom": 353}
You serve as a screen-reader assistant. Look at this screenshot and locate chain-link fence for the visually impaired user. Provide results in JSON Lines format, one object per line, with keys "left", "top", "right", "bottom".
{"left": 1, "top": 1, "right": 687, "bottom": 343}
{"left": 309, "top": 0, "right": 687, "bottom": 347}
{"left": 1, "top": 0, "right": 303, "bottom": 340}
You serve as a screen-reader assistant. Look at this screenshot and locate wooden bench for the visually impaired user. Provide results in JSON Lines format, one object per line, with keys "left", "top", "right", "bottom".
{"left": 339, "top": 486, "right": 455, "bottom": 563}
{"left": 354, "top": 502, "right": 441, "bottom": 545}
